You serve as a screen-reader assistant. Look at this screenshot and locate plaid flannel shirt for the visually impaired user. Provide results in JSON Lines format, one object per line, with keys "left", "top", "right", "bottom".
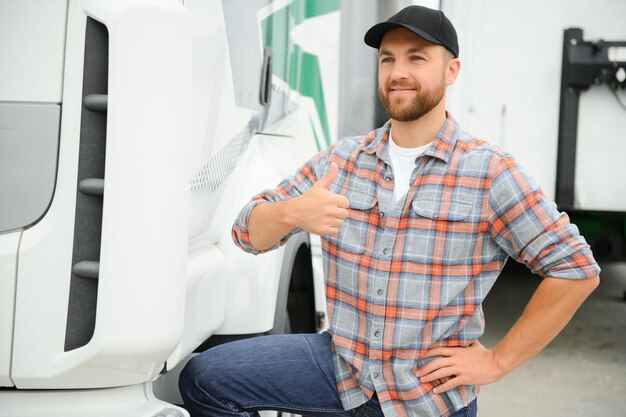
{"left": 232, "top": 114, "right": 600, "bottom": 417}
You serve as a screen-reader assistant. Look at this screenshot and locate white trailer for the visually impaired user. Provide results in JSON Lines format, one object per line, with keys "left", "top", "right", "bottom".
{"left": 0, "top": 0, "right": 342, "bottom": 415}
{"left": 441, "top": 0, "right": 626, "bottom": 260}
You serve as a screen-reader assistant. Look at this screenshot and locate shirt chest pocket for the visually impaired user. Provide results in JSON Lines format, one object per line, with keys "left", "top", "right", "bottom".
{"left": 334, "top": 192, "right": 378, "bottom": 255}
{"left": 405, "top": 198, "right": 474, "bottom": 263}
{"left": 411, "top": 198, "right": 473, "bottom": 221}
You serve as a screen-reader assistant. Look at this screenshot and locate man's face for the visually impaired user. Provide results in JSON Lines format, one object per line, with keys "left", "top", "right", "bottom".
{"left": 377, "top": 28, "right": 455, "bottom": 122}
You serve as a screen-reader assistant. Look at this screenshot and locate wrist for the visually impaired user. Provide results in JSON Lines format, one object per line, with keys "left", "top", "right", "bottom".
{"left": 277, "top": 197, "right": 300, "bottom": 230}
{"left": 248, "top": 199, "right": 297, "bottom": 251}
{"left": 491, "top": 346, "right": 512, "bottom": 378}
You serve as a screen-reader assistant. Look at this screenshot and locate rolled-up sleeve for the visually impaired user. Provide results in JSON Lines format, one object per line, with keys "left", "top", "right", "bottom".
{"left": 231, "top": 147, "right": 333, "bottom": 255}
{"left": 487, "top": 155, "right": 600, "bottom": 279}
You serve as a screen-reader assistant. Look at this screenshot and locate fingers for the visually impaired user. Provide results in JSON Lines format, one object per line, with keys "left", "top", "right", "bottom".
{"left": 315, "top": 208, "right": 344, "bottom": 236}
{"left": 317, "top": 162, "right": 338, "bottom": 189}
{"left": 415, "top": 357, "right": 453, "bottom": 377}
{"left": 302, "top": 161, "right": 351, "bottom": 236}
{"left": 325, "top": 226, "right": 340, "bottom": 238}
{"left": 337, "top": 195, "right": 350, "bottom": 209}
{"left": 416, "top": 358, "right": 461, "bottom": 394}
{"left": 321, "top": 207, "right": 347, "bottom": 222}
{"left": 313, "top": 163, "right": 350, "bottom": 209}
{"left": 417, "top": 341, "right": 498, "bottom": 395}
{"left": 422, "top": 347, "right": 458, "bottom": 358}
{"left": 432, "top": 377, "right": 462, "bottom": 394}
{"left": 419, "top": 366, "right": 456, "bottom": 383}
{"left": 329, "top": 218, "right": 345, "bottom": 228}
{"left": 335, "top": 208, "right": 349, "bottom": 220}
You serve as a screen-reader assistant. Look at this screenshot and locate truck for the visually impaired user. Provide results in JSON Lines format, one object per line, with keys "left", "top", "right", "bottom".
{"left": 0, "top": 0, "right": 343, "bottom": 415}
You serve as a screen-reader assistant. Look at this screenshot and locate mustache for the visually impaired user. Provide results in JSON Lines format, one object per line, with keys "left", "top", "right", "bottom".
{"left": 385, "top": 81, "right": 421, "bottom": 91}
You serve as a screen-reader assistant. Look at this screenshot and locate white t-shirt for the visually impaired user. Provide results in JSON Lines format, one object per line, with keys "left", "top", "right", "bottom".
{"left": 388, "top": 131, "right": 432, "bottom": 203}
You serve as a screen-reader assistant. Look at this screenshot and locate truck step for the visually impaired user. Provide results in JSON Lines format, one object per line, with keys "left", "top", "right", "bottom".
{"left": 72, "top": 261, "right": 100, "bottom": 280}
{"left": 83, "top": 93, "right": 108, "bottom": 112}
{"left": 78, "top": 178, "right": 104, "bottom": 196}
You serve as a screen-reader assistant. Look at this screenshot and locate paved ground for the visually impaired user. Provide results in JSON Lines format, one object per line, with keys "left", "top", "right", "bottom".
{"left": 478, "top": 261, "right": 626, "bottom": 416}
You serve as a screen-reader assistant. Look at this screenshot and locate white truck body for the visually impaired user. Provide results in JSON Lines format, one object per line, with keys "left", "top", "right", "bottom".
{"left": 443, "top": 0, "right": 626, "bottom": 212}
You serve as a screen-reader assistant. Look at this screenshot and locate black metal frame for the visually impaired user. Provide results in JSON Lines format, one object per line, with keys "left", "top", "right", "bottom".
{"left": 555, "top": 28, "right": 626, "bottom": 209}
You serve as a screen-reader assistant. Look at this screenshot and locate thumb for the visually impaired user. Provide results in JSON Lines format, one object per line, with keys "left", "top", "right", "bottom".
{"left": 317, "top": 162, "right": 338, "bottom": 189}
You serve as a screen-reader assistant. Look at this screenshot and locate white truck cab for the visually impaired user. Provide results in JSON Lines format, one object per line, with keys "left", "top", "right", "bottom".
{"left": 0, "top": 0, "right": 341, "bottom": 415}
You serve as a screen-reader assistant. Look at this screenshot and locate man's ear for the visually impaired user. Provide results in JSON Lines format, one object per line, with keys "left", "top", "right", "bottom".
{"left": 445, "top": 58, "right": 461, "bottom": 86}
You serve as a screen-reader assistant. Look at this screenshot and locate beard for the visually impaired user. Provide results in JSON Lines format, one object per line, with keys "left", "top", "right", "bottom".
{"left": 378, "top": 78, "right": 445, "bottom": 122}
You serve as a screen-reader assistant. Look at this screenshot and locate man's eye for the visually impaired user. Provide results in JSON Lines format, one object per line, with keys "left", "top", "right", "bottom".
{"left": 410, "top": 55, "right": 424, "bottom": 61}
{"left": 381, "top": 57, "right": 393, "bottom": 63}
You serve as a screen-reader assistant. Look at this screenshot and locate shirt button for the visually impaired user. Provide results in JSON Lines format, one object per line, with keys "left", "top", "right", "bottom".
{"left": 374, "top": 330, "right": 381, "bottom": 337}
{"left": 383, "top": 248, "right": 389, "bottom": 255}
{"left": 373, "top": 372, "right": 380, "bottom": 378}
{"left": 385, "top": 176, "right": 391, "bottom": 181}
{"left": 433, "top": 213, "right": 439, "bottom": 219}
{"left": 377, "top": 289, "right": 384, "bottom": 296}
{"left": 380, "top": 211, "right": 385, "bottom": 218}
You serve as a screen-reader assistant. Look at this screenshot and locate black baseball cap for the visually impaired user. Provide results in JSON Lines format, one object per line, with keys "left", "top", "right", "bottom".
{"left": 364, "top": 5, "right": 459, "bottom": 58}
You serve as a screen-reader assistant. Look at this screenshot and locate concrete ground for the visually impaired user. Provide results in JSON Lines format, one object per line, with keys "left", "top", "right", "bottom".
{"left": 478, "top": 261, "right": 626, "bottom": 416}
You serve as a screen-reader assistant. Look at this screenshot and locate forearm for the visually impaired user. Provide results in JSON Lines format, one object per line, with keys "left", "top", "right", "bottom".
{"left": 493, "top": 275, "right": 600, "bottom": 375}
{"left": 248, "top": 199, "right": 298, "bottom": 251}
{"left": 243, "top": 162, "right": 348, "bottom": 252}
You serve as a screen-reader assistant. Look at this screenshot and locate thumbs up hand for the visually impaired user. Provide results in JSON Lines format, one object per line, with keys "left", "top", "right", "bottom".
{"left": 317, "top": 161, "right": 341, "bottom": 190}
{"left": 291, "top": 162, "right": 350, "bottom": 237}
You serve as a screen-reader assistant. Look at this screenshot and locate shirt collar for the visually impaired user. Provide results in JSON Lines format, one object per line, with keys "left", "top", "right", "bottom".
{"left": 363, "top": 112, "right": 460, "bottom": 164}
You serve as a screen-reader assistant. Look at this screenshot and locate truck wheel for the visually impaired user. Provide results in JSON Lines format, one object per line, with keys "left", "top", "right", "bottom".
{"left": 271, "top": 233, "right": 316, "bottom": 335}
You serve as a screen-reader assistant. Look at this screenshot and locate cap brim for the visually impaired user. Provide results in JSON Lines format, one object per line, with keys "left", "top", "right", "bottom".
{"left": 364, "top": 22, "right": 443, "bottom": 49}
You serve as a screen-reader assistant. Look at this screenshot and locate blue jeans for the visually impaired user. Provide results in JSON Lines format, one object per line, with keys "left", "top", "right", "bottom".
{"left": 179, "top": 332, "right": 477, "bottom": 417}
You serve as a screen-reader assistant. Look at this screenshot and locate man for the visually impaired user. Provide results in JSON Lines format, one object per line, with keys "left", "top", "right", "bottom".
{"left": 180, "top": 5, "right": 600, "bottom": 417}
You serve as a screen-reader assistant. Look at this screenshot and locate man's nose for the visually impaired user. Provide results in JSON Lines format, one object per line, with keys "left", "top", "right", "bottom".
{"left": 389, "top": 60, "right": 410, "bottom": 81}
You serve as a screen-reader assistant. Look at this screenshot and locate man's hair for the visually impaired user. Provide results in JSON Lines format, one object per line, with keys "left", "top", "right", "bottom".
{"left": 442, "top": 47, "right": 455, "bottom": 62}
